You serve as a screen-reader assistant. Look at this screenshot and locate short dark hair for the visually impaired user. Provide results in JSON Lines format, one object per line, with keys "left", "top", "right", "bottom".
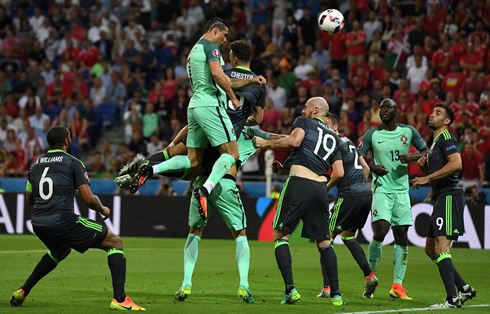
{"left": 229, "top": 40, "right": 253, "bottom": 63}
{"left": 329, "top": 112, "right": 340, "bottom": 126}
{"left": 47, "top": 126, "right": 69, "bottom": 148}
{"left": 204, "top": 17, "right": 229, "bottom": 33}
{"left": 435, "top": 103, "right": 455, "bottom": 126}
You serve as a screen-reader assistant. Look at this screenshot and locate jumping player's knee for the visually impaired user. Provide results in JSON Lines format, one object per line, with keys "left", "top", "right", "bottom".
{"left": 189, "top": 226, "right": 203, "bottom": 237}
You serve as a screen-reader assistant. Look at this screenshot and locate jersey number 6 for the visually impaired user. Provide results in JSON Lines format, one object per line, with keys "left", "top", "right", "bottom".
{"left": 40, "top": 167, "right": 54, "bottom": 200}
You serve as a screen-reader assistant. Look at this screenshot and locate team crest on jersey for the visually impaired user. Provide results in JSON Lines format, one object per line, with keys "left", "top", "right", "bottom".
{"left": 400, "top": 135, "right": 408, "bottom": 145}
{"left": 212, "top": 49, "right": 220, "bottom": 58}
{"left": 373, "top": 210, "right": 378, "bottom": 217}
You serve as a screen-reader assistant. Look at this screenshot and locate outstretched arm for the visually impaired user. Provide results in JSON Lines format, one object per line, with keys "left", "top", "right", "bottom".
{"left": 253, "top": 127, "right": 304, "bottom": 149}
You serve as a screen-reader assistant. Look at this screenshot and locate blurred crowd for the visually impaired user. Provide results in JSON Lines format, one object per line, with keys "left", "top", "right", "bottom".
{"left": 0, "top": 0, "right": 489, "bottom": 190}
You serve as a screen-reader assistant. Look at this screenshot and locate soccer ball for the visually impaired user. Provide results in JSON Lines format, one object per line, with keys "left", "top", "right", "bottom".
{"left": 318, "top": 9, "right": 345, "bottom": 35}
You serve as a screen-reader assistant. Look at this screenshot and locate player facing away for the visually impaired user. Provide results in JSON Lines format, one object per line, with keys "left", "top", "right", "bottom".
{"left": 358, "top": 98, "right": 428, "bottom": 300}
{"left": 253, "top": 97, "right": 347, "bottom": 306}
{"left": 9, "top": 126, "right": 144, "bottom": 311}
{"left": 412, "top": 104, "right": 476, "bottom": 308}
{"left": 321, "top": 113, "right": 378, "bottom": 299}
{"left": 127, "top": 18, "right": 265, "bottom": 220}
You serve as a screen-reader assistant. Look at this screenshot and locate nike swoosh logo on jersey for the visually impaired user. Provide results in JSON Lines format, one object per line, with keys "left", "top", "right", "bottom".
{"left": 378, "top": 141, "right": 386, "bottom": 144}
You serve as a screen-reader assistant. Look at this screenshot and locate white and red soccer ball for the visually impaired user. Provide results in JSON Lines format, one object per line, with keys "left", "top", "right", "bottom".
{"left": 318, "top": 9, "right": 345, "bottom": 35}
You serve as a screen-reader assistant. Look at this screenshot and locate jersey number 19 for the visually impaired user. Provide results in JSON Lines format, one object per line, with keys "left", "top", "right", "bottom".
{"left": 314, "top": 127, "right": 336, "bottom": 160}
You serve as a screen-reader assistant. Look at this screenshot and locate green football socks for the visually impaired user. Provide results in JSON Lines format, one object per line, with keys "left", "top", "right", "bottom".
{"left": 153, "top": 155, "right": 191, "bottom": 175}
{"left": 182, "top": 233, "right": 201, "bottom": 287}
{"left": 393, "top": 244, "right": 408, "bottom": 284}
{"left": 203, "top": 154, "right": 236, "bottom": 194}
{"left": 368, "top": 239, "right": 383, "bottom": 273}
{"left": 235, "top": 236, "right": 250, "bottom": 288}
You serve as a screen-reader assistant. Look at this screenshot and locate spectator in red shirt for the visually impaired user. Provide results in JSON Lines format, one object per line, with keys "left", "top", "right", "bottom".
{"left": 61, "top": 38, "right": 80, "bottom": 61}
{"left": 329, "top": 28, "right": 347, "bottom": 73}
{"left": 62, "top": 74, "right": 88, "bottom": 100}
{"left": 461, "top": 70, "right": 486, "bottom": 102}
{"left": 460, "top": 44, "right": 484, "bottom": 77}
{"left": 468, "top": 21, "right": 490, "bottom": 46}
{"left": 261, "top": 98, "right": 282, "bottom": 133}
{"left": 70, "top": 20, "right": 85, "bottom": 42}
{"left": 421, "top": 35, "right": 435, "bottom": 60}
{"left": 348, "top": 54, "right": 370, "bottom": 82}
{"left": 346, "top": 21, "right": 366, "bottom": 70}
{"left": 449, "top": 32, "right": 467, "bottom": 62}
{"left": 5, "top": 151, "right": 26, "bottom": 175}
{"left": 421, "top": 88, "right": 441, "bottom": 117}
{"left": 3, "top": 93, "right": 19, "bottom": 118}
{"left": 432, "top": 41, "right": 451, "bottom": 78}
{"left": 77, "top": 39, "right": 100, "bottom": 68}
{"left": 461, "top": 142, "right": 484, "bottom": 188}
{"left": 393, "top": 79, "right": 416, "bottom": 104}
{"left": 442, "top": 61, "right": 466, "bottom": 99}
{"left": 302, "top": 69, "right": 321, "bottom": 91}
{"left": 372, "top": 56, "right": 388, "bottom": 82}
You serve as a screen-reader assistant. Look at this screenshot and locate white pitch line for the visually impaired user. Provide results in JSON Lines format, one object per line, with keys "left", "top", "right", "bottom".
{"left": 0, "top": 248, "right": 152, "bottom": 254}
{"left": 337, "top": 304, "right": 490, "bottom": 314}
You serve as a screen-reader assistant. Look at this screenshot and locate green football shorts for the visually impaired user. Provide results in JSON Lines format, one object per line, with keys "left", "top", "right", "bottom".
{"left": 187, "top": 106, "right": 236, "bottom": 148}
{"left": 188, "top": 176, "right": 247, "bottom": 231}
{"left": 371, "top": 192, "right": 413, "bottom": 226}
{"left": 236, "top": 132, "right": 257, "bottom": 169}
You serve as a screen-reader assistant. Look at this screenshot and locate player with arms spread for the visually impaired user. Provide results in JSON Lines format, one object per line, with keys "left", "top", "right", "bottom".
{"left": 358, "top": 98, "right": 428, "bottom": 300}
{"left": 9, "top": 126, "right": 144, "bottom": 311}
{"left": 127, "top": 18, "right": 265, "bottom": 221}
{"left": 253, "top": 97, "right": 347, "bottom": 306}
{"left": 319, "top": 113, "right": 378, "bottom": 299}
{"left": 413, "top": 104, "right": 476, "bottom": 309}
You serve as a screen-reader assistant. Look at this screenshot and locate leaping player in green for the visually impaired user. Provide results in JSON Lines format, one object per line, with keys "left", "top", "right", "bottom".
{"left": 358, "top": 98, "right": 428, "bottom": 300}
{"left": 128, "top": 18, "right": 265, "bottom": 220}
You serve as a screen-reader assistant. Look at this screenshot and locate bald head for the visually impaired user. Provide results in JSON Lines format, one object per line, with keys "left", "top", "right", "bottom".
{"left": 308, "top": 97, "right": 330, "bottom": 117}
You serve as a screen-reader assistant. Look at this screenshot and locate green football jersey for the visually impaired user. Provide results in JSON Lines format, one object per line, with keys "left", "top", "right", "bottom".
{"left": 358, "top": 124, "right": 427, "bottom": 193}
{"left": 187, "top": 38, "right": 227, "bottom": 109}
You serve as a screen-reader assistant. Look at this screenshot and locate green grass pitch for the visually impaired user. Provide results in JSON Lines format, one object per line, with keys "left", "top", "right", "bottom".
{"left": 0, "top": 235, "right": 489, "bottom": 313}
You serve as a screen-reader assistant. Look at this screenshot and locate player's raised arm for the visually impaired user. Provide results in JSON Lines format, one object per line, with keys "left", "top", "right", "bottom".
{"left": 230, "top": 75, "right": 267, "bottom": 89}
{"left": 209, "top": 60, "right": 242, "bottom": 109}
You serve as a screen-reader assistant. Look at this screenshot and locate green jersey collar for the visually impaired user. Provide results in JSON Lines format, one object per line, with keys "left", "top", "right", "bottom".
{"left": 235, "top": 65, "right": 251, "bottom": 71}
{"left": 47, "top": 149, "right": 65, "bottom": 153}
